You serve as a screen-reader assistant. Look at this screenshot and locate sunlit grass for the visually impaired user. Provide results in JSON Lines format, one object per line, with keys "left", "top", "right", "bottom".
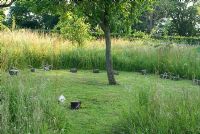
{"left": 1, "top": 70, "right": 200, "bottom": 133}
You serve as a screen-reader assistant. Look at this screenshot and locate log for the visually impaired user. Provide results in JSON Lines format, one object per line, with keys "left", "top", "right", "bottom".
{"left": 160, "top": 72, "right": 170, "bottom": 79}
{"left": 140, "top": 69, "right": 147, "bottom": 75}
{"left": 9, "top": 69, "right": 19, "bottom": 76}
{"left": 170, "top": 75, "right": 180, "bottom": 81}
{"left": 71, "top": 101, "right": 81, "bottom": 109}
{"left": 44, "top": 66, "right": 50, "bottom": 71}
{"left": 31, "top": 68, "right": 36, "bottom": 72}
{"left": 43, "top": 65, "right": 53, "bottom": 71}
{"left": 193, "top": 79, "right": 200, "bottom": 86}
{"left": 70, "top": 68, "right": 77, "bottom": 73}
{"left": 93, "top": 69, "right": 100, "bottom": 73}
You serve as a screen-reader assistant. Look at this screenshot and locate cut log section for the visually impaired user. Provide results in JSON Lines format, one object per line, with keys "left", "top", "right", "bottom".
{"left": 160, "top": 72, "right": 170, "bottom": 79}
{"left": 71, "top": 101, "right": 81, "bottom": 110}
{"left": 9, "top": 69, "right": 19, "bottom": 76}
{"left": 31, "top": 68, "right": 36, "bottom": 72}
{"left": 70, "top": 68, "right": 77, "bottom": 73}
{"left": 193, "top": 79, "right": 200, "bottom": 86}
{"left": 140, "top": 69, "right": 147, "bottom": 75}
{"left": 93, "top": 69, "right": 100, "bottom": 73}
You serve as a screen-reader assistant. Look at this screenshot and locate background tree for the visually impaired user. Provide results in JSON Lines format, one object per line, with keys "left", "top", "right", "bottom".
{"left": 71, "top": 0, "right": 154, "bottom": 85}
{"left": 17, "top": 0, "right": 154, "bottom": 85}
{"left": 55, "top": 12, "right": 91, "bottom": 46}
{"left": 168, "top": 0, "right": 200, "bottom": 36}
{"left": 133, "top": 0, "right": 200, "bottom": 36}
{"left": 8, "top": 2, "right": 59, "bottom": 29}
{"left": 134, "top": 0, "right": 171, "bottom": 33}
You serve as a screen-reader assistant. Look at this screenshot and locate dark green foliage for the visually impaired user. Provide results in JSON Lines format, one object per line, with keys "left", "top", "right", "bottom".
{"left": 168, "top": 0, "right": 200, "bottom": 36}
{"left": 153, "top": 36, "right": 200, "bottom": 45}
{"left": 8, "top": 2, "right": 59, "bottom": 29}
{"left": 55, "top": 12, "right": 91, "bottom": 46}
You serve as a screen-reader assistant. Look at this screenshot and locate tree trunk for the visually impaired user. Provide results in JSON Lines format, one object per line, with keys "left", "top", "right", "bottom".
{"left": 104, "top": 26, "right": 117, "bottom": 85}
{"left": 100, "top": 1, "right": 116, "bottom": 85}
{"left": 147, "top": 13, "right": 153, "bottom": 33}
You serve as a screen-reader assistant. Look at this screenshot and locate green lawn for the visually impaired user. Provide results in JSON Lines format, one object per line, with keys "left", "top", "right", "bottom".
{"left": 1, "top": 70, "right": 200, "bottom": 134}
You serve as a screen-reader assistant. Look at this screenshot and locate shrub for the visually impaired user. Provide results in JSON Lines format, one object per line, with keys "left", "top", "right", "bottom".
{"left": 131, "top": 31, "right": 149, "bottom": 39}
{"left": 55, "top": 12, "right": 91, "bottom": 46}
{"left": 152, "top": 36, "right": 200, "bottom": 45}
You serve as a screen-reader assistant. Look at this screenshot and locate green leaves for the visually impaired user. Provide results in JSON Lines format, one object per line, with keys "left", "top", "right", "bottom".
{"left": 55, "top": 12, "right": 91, "bottom": 46}
{"left": 0, "top": 9, "right": 8, "bottom": 30}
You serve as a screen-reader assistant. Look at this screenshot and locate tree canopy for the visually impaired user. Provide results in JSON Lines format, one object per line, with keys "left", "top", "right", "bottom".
{"left": 2, "top": 0, "right": 199, "bottom": 83}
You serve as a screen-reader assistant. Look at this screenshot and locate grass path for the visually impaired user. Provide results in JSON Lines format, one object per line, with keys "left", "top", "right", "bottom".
{"left": 1, "top": 70, "right": 200, "bottom": 134}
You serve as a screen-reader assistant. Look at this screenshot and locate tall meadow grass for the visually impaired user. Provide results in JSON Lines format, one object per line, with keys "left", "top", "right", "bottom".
{"left": 115, "top": 85, "right": 200, "bottom": 133}
{"left": 0, "top": 30, "right": 200, "bottom": 79}
{"left": 0, "top": 72, "right": 70, "bottom": 133}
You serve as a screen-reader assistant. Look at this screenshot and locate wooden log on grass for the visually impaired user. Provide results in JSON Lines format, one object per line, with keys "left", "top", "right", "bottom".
{"left": 140, "top": 69, "right": 147, "bottom": 75}
{"left": 31, "top": 68, "right": 36, "bottom": 72}
{"left": 71, "top": 101, "right": 81, "bottom": 109}
{"left": 70, "top": 68, "right": 77, "bottom": 73}
{"left": 9, "top": 69, "right": 19, "bottom": 76}
{"left": 160, "top": 72, "right": 170, "bottom": 79}
{"left": 44, "top": 65, "right": 53, "bottom": 71}
{"left": 170, "top": 74, "right": 180, "bottom": 81}
{"left": 93, "top": 69, "right": 100, "bottom": 73}
{"left": 193, "top": 79, "right": 200, "bottom": 86}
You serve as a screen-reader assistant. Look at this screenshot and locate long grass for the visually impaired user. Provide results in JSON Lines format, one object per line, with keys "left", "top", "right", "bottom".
{"left": 115, "top": 86, "right": 200, "bottom": 133}
{"left": 0, "top": 72, "right": 70, "bottom": 134}
{"left": 0, "top": 30, "right": 200, "bottom": 79}
{"left": 1, "top": 70, "right": 200, "bottom": 133}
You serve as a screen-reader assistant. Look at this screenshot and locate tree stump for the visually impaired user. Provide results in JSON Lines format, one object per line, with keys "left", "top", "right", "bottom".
{"left": 70, "top": 68, "right": 77, "bottom": 73}
{"left": 170, "top": 74, "right": 180, "bottom": 81}
{"left": 9, "top": 69, "right": 19, "bottom": 76}
{"left": 113, "top": 70, "right": 119, "bottom": 75}
{"left": 31, "top": 68, "right": 36, "bottom": 72}
{"left": 197, "top": 80, "right": 200, "bottom": 85}
{"left": 160, "top": 72, "right": 170, "bottom": 79}
{"left": 44, "top": 66, "right": 50, "bottom": 71}
{"left": 71, "top": 101, "right": 81, "bottom": 110}
{"left": 93, "top": 69, "right": 100, "bottom": 73}
{"left": 140, "top": 69, "right": 147, "bottom": 75}
{"left": 193, "top": 79, "right": 200, "bottom": 86}
{"left": 43, "top": 65, "right": 53, "bottom": 71}
{"left": 49, "top": 65, "right": 53, "bottom": 70}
